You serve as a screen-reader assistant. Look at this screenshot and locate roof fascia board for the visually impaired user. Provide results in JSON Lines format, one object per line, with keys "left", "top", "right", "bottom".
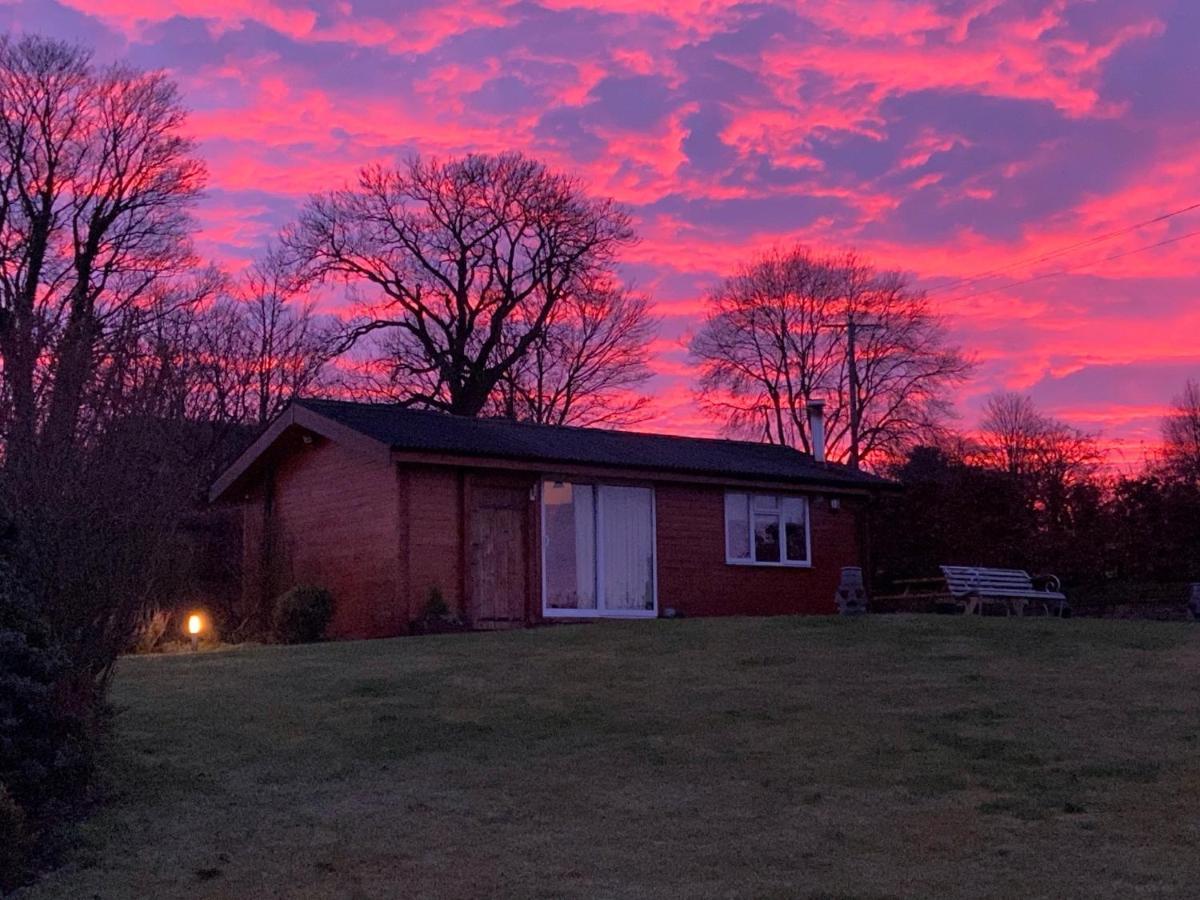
{"left": 387, "top": 448, "right": 882, "bottom": 495}
{"left": 291, "top": 404, "right": 392, "bottom": 462}
{"left": 208, "top": 403, "right": 390, "bottom": 502}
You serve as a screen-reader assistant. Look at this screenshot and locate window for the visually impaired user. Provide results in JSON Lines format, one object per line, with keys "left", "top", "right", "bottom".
{"left": 542, "top": 481, "right": 656, "bottom": 617}
{"left": 725, "top": 492, "right": 810, "bottom": 566}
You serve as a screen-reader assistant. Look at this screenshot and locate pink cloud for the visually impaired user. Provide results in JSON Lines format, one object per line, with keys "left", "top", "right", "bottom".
{"left": 56, "top": 0, "right": 320, "bottom": 40}
{"left": 7, "top": 0, "right": 1196, "bottom": 453}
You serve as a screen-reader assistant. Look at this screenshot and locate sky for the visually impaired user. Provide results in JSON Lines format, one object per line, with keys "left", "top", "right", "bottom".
{"left": 6, "top": 0, "right": 1200, "bottom": 463}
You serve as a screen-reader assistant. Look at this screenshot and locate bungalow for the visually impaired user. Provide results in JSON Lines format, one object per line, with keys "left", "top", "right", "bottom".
{"left": 209, "top": 398, "right": 889, "bottom": 639}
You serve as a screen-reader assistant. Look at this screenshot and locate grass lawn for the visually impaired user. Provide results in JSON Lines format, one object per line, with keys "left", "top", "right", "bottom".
{"left": 21, "top": 616, "right": 1200, "bottom": 899}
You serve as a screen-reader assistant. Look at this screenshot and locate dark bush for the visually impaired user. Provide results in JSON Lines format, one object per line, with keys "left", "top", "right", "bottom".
{"left": 410, "top": 585, "right": 467, "bottom": 635}
{"left": 423, "top": 586, "right": 449, "bottom": 619}
{"left": 272, "top": 586, "right": 334, "bottom": 644}
{"left": 0, "top": 576, "right": 96, "bottom": 890}
{"left": 0, "top": 784, "right": 28, "bottom": 891}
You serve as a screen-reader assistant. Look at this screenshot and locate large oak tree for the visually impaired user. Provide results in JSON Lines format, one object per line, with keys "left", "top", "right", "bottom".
{"left": 282, "top": 153, "right": 639, "bottom": 417}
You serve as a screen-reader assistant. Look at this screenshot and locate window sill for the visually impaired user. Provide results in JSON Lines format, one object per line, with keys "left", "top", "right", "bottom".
{"left": 543, "top": 608, "right": 658, "bottom": 619}
{"left": 725, "top": 559, "right": 813, "bottom": 569}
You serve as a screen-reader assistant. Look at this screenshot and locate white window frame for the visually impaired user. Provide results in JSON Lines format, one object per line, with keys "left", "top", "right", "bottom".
{"left": 540, "top": 480, "right": 659, "bottom": 619}
{"left": 724, "top": 491, "right": 812, "bottom": 568}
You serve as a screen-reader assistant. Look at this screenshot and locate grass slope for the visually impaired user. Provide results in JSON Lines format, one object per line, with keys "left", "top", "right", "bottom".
{"left": 21, "top": 616, "right": 1200, "bottom": 899}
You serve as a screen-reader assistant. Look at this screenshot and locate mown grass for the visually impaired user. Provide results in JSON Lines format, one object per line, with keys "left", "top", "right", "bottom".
{"left": 19, "top": 616, "right": 1200, "bottom": 899}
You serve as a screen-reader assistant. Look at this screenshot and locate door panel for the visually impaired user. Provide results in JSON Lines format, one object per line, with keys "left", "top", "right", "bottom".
{"left": 467, "top": 483, "right": 529, "bottom": 627}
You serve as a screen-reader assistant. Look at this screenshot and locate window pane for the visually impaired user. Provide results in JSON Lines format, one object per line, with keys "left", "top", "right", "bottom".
{"left": 543, "top": 482, "right": 596, "bottom": 609}
{"left": 753, "top": 494, "right": 779, "bottom": 510}
{"left": 783, "top": 498, "right": 808, "bottom": 562}
{"left": 598, "top": 485, "right": 655, "bottom": 610}
{"left": 725, "top": 493, "right": 750, "bottom": 560}
{"left": 753, "top": 513, "right": 781, "bottom": 562}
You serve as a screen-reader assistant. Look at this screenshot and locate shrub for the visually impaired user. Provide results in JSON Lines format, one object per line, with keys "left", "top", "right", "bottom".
{"left": 424, "top": 586, "right": 449, "bottom": 619}
{"left": 0, "top": 784, "right": 28, "bottom": 891}
{"left": 410, "top": 586, "right": 467, "bottom": 635}
{"left": 130, "top": 608, "right": 173, "bottom": 654}
{"left": 0, "top": 575, "right": 96, "bottom": 889}
{"left": 272, "top": 586, "right": 334, "bottom": 644}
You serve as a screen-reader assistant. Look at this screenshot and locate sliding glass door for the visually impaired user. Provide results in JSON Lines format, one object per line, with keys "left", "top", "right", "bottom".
{"left": 542, "top": 481, "right": 657, "bottom": 617}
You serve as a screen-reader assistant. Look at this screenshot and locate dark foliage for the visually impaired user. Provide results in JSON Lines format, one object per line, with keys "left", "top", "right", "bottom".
{"left": 1104, "top": 476, "right": 1200, "bottom": 584}
{"left": 409, "top": 586, "right": 468, "bottom": 635}
{"left": 423, "top": 587, "right": 449, "bottom": 619}
{"left": 873, "top": 446, "right": 1034, "bottom": 585}
{"left": 874, "top": 445, "right": 1200, "bottom": 610}
{"left": 0, "top": 784, "right": 25, "bottom": 890}
{"left": 272, "top": 586, "right": 334, "bottom": 644}
{"left": 0, "top": 570, "right": 96, "bottom": 890}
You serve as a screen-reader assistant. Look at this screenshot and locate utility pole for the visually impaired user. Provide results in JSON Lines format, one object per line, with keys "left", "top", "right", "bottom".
{"left": 823, "top": 313, "right": 881, "bottom": 470}
{"left": 846, "top": 313, "right": 861, "bottom": 470}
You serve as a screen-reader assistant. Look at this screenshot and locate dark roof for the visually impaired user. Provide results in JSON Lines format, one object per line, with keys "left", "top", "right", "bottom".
{"left": 293, "top": 398, "right": 890, "bottom": 490}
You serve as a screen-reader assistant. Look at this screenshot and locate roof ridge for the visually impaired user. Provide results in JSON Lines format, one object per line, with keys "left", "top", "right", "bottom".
{"left": 295, "top": 396, "right": 818, "bottom": 457}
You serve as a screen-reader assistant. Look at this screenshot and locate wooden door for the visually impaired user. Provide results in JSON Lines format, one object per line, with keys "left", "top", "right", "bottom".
{"left": 466, "top": 483, "right": 529, "bottom": 628}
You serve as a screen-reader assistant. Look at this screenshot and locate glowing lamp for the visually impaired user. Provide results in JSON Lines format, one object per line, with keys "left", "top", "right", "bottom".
{"left": 186, "top": 612, "right": 204, "bottom": 651}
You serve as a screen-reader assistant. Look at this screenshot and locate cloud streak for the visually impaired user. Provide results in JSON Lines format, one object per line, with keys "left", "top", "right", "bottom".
{"left": 5, "top": 0, "right": 1197, "bottom": 458}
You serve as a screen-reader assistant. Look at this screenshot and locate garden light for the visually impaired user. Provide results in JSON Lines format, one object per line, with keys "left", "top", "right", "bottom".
{"left": 186, "top": 612, "right": 203, "bottom": 651}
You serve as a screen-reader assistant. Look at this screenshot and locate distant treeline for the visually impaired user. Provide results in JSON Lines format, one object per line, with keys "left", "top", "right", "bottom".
{"left": 872, "top": 389, "right": 1200, "bottom": 611}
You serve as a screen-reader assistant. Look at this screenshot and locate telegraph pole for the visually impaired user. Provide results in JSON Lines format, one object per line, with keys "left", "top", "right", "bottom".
{"left": 823, "top": 313, "right": 881, "bottom": 470}
{"left": 846, "top": 313, "right": 861, "bottom": 470}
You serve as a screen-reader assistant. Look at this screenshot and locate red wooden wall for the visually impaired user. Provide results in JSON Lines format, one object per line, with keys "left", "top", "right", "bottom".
{"left": 651, "top": 483, "right": 863, "bottom": 618}
{"left": 238, "top": 433, "right": 867, "bottom": 638}
{"left": 240, "top": 432, "right": 402, "bottom": 639}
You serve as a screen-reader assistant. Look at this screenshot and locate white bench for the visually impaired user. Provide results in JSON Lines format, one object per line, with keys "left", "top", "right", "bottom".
{"left": 940, "top": 566, "right": 1069, "bottom": 617}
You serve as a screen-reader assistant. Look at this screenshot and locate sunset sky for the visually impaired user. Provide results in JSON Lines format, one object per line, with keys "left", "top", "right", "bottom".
{"left": 8, "top": 0, "right": 1199, "bottom": 462}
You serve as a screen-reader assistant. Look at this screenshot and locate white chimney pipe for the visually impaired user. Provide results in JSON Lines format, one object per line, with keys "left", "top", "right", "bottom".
{"left": 806, "top": 399, "right": 826, "bottom": 463}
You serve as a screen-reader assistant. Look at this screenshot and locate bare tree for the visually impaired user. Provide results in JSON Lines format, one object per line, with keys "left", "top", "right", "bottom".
{"left": 41, "top": 248, "right": 336, "bottom": 447}
{"left": 974, "top": 392, "right": 1101, "bottom": 483}
{"left": 689, "top": 247, "right": 833, "bottom": 453}
{"left": 0, "top": 36, "right": 89, "bottom": 466}
{"left": 689, "top": 246, "right": 972, "bottom": 466}
{"left": 487, "top": 275, "right": 657, "bottom": 426}
{"left": 975, "top": 392, "right": 1050, "bottom": 477}
{"left": 281, "top": 153, "right": 636, "bottom": 417}
{"left": 190, "top": 255, "right": 336, "bottom": 426}
{"left": 971, "top": 391, "right": 1104, "bottom": 544}
{"left": 1160, "top": 379, "right": 1200, "bottom": 484}
{"left": 0, "top": 35, "right": 205, "bottom": 469}
{"left": 0, "top": 35, "right": 210, "bottom": 691}
{"left": 84, "top": 265, "right": 225, "bottom": 429}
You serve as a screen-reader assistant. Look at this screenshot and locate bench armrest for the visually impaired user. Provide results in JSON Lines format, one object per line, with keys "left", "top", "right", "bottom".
{"left": 1031, "top": 573, "right": 1061, "bottom": 593}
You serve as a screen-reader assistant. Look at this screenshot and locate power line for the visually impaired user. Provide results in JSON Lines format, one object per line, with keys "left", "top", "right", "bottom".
{"left": 923, "top": 200, "right": 1200, "bottom": 298}
{"left": 937, "top": 227, "right": 1200, "bottom": 307}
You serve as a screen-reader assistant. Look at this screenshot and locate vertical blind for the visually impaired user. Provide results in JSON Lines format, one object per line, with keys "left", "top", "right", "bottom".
{"left": 543, "top": 481, "right": 655, "bottom": 614}
{"left": 598, "top": 485, "right": 655, "bottom": 611}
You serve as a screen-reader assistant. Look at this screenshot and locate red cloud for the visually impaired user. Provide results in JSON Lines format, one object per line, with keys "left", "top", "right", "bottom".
{"left": 9, "top": 0, "right": 1197, "bottom": 454}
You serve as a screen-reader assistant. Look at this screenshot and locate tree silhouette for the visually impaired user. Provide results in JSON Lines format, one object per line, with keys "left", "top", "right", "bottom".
{"left": 282, "top": 153, "right": 637, "bottom": 417}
